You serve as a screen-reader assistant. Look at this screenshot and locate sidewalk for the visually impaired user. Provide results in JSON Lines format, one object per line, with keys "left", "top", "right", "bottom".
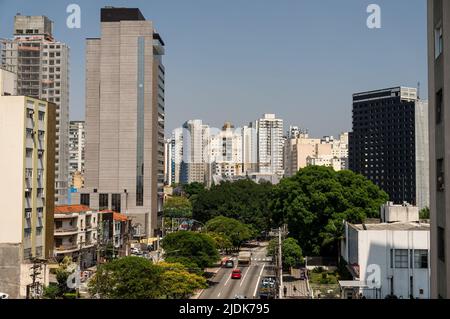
{"left": 282, "top": 268, "right": 310, "bottom": 299}
{"left": 190, "top": 264, "right": 222, "bottom": 299}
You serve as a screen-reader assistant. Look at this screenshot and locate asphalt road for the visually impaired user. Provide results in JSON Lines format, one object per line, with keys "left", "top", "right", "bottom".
{"left": 199, "top": 244, "right": 272, "bottom": 299}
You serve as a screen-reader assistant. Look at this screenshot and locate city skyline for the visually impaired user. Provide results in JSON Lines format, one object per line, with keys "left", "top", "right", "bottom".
{"left": 0, "top": 0, "right": 427, "bottom": 137}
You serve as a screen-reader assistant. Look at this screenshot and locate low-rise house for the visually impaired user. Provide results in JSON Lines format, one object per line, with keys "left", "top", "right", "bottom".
{"left": 54, "top": 205, "right": 98, "bottom": 269}
{"left": 340, "top": 202, "right": 430, "bottom": 299}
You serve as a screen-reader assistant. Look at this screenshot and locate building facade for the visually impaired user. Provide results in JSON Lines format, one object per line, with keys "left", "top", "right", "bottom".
{"left": 69, "top": 121, "right": 85, "bottom": 181}
{"left": 256, "top": 114, "right": 284, "bottom": 177}
{"left": 349, "top": 87, "right": 429, "bottom": 209}
{"left": 428, "top": 0, "right": 450, "bottom": 299}
{"left": 341, "top": 203, "right": 430, "bottom": 299}
{"left": 0, "top": 95, "right": 56, "bottom": 298}
{"left": 1, "top": 15, "right": 70, "bottom": 205}
{"left": 74, "top": 8, "right": 165, "bottom": 238}
{"left": 180, "top": 119, "right": 210, "bottom": 184}
{"left": 54, "top": 205, "right": 98, "bottom": 269}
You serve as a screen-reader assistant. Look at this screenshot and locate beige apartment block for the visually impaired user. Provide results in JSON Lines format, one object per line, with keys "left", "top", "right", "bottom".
{"left": 1, "top": 15, "right": 70, "bottom": 205}
{"left": 73, "top": 8, "right": 165, "bottom": 238}
{"left": 0, "top": 95, "right": 55, "bottom": 298}
{"left": 428, "top": 0, "right": 450, "bottom": 299}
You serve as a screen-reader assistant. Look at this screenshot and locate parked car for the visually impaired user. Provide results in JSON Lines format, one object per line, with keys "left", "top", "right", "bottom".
{"left": 225, "top": 260, "right": 234, "bottom": 268}
{"left": 231, "top": 269, "right": 242, "bottom": 279}
{"left": 0, "top": 293, "right": 9, "bottom": 299}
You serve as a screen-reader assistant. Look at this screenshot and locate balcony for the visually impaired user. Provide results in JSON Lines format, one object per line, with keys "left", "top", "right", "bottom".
{"left": 54, "top": 227, "right": 78, "bottom": 236}
{"left": 55, "top": 244, "right": 79, "bottom": 254}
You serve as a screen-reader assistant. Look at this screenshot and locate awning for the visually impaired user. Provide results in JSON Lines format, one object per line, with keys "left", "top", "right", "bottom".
{"left": 140, "top": 237, "right": 159, "bottom": 245}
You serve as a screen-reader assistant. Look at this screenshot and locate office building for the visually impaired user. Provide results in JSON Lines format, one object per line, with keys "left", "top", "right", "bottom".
{"left": 0, "top": 95, "right": 56, "bottom": 298}
{"left": 170, "top": 128, "right": 183, "bottom": 185}
{"left": 74, "top": 7, "right": 165, "bottom": 238}
{"left": 349, "top": 87, "right": 429, "bottom": 209}
{"left": 428, "top": 0, "right": 450, "bottom": 299}
{"left": 1, "top": 15, "right": 70, "bottom": 205}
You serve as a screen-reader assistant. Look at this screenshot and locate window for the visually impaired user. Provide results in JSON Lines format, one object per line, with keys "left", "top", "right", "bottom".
{"left": 435, "top": 23, "right": 443, "bottom": 59}
{"left": 413, "top": 250, "right": 428, "bottom": 268}
{"left": 99, "top": 194, "right": 108, "bottom": 211}
{"left": 438, "top": 227, "right": 445, "bottom": 262}
{"left": 437, "top": 159, "right": 445, "bottom": 191}
{"left": 394, "top": 249, "right": 409, "bottom": 268}
{"left": 80, "top": 193, "right": 90, "bottom": 206}
{"left": 436, "top": 90, "right": 443, "bottom": 124}
{"left": 26, "top": 148, "right": 33, "bottom": 158}
{"left": 112, "top": 194, "right": 121, "bottom": 212}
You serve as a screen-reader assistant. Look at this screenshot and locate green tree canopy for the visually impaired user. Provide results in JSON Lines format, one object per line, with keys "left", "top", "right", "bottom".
{"left": 158, "top": 262, "right": 207, "bottom": 299}
{"left": 182, "top": 182, "right": 206, "bottom": 199}
{"left": 161, "top": 231, "right": 220, "bottom": 269}
{"left": 192, "top": 179, "right": 273, "bottom": 232}
{"left": 163, "top": 196, "right": 193, "bottom": 218}
{"left": 205, "top": 216, "right": 254, "bottom": 247}
{"left": 88, "top": 256, "right": 163, "bottom": 299}
{"left": 205, "top": 231, "right": 233, "bottom": 252}
{"left": 268, "top": 237, "right": 304, "bottom": 269}
{"left": 270, "top": 166, "right": 388, "bottom": 256}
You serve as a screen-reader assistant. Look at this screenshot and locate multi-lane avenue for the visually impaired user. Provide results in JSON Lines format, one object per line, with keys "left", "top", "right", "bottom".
{"left": 199, "top": 243, "right": 273, "bottom": 299}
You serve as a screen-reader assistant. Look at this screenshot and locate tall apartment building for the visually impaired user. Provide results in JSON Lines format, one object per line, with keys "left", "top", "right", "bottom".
{"left": 1, "top": 15, "right": 70, "bottom": 205}
{"left": 164, "top": 138, "right": 173, "bottom": 186}
{"left": 75, "top": 7, "right": 166, "bottom": 238}
{"left": 428, "top": 0, "right": 450, "bottom": 299}
{"left": 69, "top": 121, "right": 85, "bottom": 178}
{"left": 180, "top": 119, "right": 210, "bottom": 184}
{"left": 349, "top": 87, "right": 429, "bottom": 209}
{"left": 0, "top": 67, "right": 17, "bottom": 95}
{"left": 256, "top": 114, "right": 284, "bottom": 177}
{"left": 0, "top": 95, "right": 56, "bottom": 298}
{"left": 170, "top": 128, "right": 183, "bottom": 185}
{"left": 242, "top": 123, "right": 258, "bottom": 175}
{"left": 209, "top": 122, "right": 243, "bottom": 182}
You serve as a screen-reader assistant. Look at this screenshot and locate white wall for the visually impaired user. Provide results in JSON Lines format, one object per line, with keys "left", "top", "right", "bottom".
{"left": 357, "top": 229, "right": 430, "bottom": 299}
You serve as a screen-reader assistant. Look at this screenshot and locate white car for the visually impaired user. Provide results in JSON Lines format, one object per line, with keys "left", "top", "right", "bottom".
{"left": 0, "top": 293, "right": 9, "bottom": 299}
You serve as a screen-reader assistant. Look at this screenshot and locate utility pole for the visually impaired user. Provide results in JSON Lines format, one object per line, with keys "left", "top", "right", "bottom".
{"left": 278, "top": 226, "right": 283, "bottom": 299}
{"left": 28, "top": 258, "right": 45, "bottom": 299}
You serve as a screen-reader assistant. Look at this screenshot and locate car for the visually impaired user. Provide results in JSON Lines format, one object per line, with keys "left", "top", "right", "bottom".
{"left": 231, "top": 269, "right": 242, "bottom": 279}
{"left": 0, "top": 293, "right": 9, "bottom": 299}
{"left": 224, "top": 260, "right": 234, "bottom": 268}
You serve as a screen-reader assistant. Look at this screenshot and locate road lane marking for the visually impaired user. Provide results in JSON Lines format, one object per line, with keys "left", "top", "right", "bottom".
{"left": 253, "top": 263, "right": 265, "bottom": 297}
{"left": 239, "top": 266, "right": 252, "bottom": 287}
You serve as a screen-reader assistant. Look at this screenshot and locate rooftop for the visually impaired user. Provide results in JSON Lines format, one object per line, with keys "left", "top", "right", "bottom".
{"left": 55, "top": 205, "right": 91, "bottom": 214}
{"left": 349, "top": 221, "right": 430, "bottom": 232}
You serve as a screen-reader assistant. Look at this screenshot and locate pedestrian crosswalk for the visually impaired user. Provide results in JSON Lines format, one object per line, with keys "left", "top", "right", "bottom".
{"left": 228, "top": 257, "right": 273, "bottom": 262}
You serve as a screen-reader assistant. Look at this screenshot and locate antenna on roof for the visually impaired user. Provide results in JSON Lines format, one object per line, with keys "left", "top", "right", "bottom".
{"left": 417, "top": 81, "right": 420, "bottom": 100}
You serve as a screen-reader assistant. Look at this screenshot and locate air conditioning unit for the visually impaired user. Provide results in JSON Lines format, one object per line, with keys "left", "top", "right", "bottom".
{"left": 25, "top": 211, "right": 32, "bottom": 219}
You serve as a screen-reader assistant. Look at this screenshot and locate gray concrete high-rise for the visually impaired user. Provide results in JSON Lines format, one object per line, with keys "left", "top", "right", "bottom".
{"left": 75, "top": 7, "right": 165, "bottom": 238}
{"left": 1, "top": 15, "right": 70, "bottom": 205}
{"left": 428, "top": 0, "right": 450, "bottom": 299}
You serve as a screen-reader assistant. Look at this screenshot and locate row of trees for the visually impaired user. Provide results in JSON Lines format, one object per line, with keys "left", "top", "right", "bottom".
{"left": 88, "top": 257, "right": 207, "bottom": 299}
{"left": 177, "top": 166, "right": 389, "bottom": 258}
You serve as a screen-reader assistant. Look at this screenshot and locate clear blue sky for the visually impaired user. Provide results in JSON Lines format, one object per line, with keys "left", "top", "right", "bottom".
{"left": 0, "top": 0, "right": 427, "bottom": 137}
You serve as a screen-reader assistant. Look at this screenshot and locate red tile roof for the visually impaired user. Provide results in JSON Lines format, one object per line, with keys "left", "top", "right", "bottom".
{"left": 113, "top": 212, "right": 128, "bottom": 222}
{"left": 55, "top": 205, "right": 91, "bottom": 214}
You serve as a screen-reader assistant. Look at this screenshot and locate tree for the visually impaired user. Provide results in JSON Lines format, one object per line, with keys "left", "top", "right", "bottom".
{"left": 163, "top": 196, "right": 193, "bottom": 219}
{"left": 267, "top": 237, "right": 303, "bottom": 270}
{"left": 192, "top": 179, "right": 273, "bottom": 232}
{"left": 161, "top": 231, "right": 220, "bottom": 269}
{"left": 43, "top": 256, "right": 76, "bottom": 299}
{"left": 419, "top": 207, "right": 430, "bottom": 219}
{"left": 88, "top": 256, "right": 163, "bottom": 299}
{"left": 205, "top": 231, "right": 233, "bottom": 253}
{"left": 270, "top": 166, "right": 388, "bottom": 256}
{"left": 183, "top": 182, "right": 206, "bottom": 198}
{"left": 158, "top": 262, "right": 207, "bottom": 298}
{"left": 205, "top": 216, "right": 254, "bottom": 248}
